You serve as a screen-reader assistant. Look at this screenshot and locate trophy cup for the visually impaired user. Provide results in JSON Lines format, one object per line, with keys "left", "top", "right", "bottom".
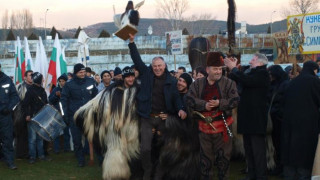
{"left": 113, "top": 0, "right": 145, "bottom": 40}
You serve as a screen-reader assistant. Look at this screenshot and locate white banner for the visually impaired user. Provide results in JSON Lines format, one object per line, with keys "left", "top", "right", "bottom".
{"left": 165, "top": 30, "right": 183, "bottom": 55}
{"left": 287, "top": 12, "right": 320, "bottom": 54}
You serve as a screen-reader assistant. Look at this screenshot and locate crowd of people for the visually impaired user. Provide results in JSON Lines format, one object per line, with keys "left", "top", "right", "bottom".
{"left": 0, "top": 34, "right": 320, "bottom": 180}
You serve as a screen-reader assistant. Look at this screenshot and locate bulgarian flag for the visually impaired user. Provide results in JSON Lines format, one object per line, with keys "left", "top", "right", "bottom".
{"left": 57, "top": 45, "right": 67, "bottom": 78}
{"left": 24, "top": 37, "right": 34, "bottom": 71}
{"left": 14, "top": 37, "right": 24, "bottom": 84}
{"left": 47, "top": 34, "right": 62, "bottom": 86}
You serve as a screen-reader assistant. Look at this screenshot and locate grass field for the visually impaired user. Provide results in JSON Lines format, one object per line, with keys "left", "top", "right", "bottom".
{"left": 0, "top": 152, "right": 282, "bottom": 180}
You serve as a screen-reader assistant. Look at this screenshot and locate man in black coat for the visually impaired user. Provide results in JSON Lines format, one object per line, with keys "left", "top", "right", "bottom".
{"left": 61, "top": 63, "right": 98, "bottom": 167}
{"left": 23, "top": 72, "right": 50, "bottom": 164}
{"left": 128, "top": 34, "right": 187, "bottom": 180}
{"left": 225, "top": 53, "right": 270, "bottom": 180}
{"left": 0, "top": 63, "right": 20, "bottom": 169}
{"left": 281, "top": 61, "right": 320, "bottom": 179}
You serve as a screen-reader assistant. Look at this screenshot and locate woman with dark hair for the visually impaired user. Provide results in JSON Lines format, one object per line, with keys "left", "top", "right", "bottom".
{"left": 267, "top": 65, "right": 289, "bottom": 176}
{"left": 195, "top": 66, "right": 207, "bottom": 80}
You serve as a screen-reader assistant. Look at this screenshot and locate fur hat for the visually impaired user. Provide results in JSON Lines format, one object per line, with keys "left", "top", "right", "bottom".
{"left": 179, "top": 73, "right": 192, "bottom": 89}
{"left": 206, "top": 52, "right": 224, "bottom": 67}
{"left": 74, "top": 63, "right": 85, "bottom": 74}
{"left": 32, "top": 72, "right": 43, "bottom": 85}
{"left": 122, "top": 66, "right": 135, "bottom": 78}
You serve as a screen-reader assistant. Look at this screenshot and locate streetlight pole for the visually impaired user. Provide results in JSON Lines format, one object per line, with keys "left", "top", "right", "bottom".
{"left": 45, "top": 9, "right": 49, "bottom": 40}
{"left": 270, "top": 10, "right": 276, "bottom": 36}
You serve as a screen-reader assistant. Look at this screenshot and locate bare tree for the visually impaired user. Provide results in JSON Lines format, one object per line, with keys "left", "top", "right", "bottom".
{"left": 290, "top": 0, "right": 319, "bottom": 14}
{"left": 182, "top": 13, "right": 216, "bottom": 35}
{"left": 155, "top": 0, "right": 190, "bottom": 30}
{"left": 10, "top": 9, "right": 33, "bottom": 37}
{"left": 281, "top": 0, "right": 319, "bottom": 18}
{"left": 1, "top": 9, "right": 9, "bottom": 40}
{"left": 2, "top": 9, "right": 9, "bottom": 29}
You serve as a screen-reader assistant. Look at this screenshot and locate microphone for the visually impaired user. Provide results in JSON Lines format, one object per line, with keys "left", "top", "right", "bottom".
{"left": 212, "top": 96, "right": 217, "bottom": 100}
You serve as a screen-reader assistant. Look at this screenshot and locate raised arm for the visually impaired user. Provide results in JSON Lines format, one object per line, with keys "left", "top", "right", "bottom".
{"left": 128, "top": 34, "right": 148, "bottom": 74}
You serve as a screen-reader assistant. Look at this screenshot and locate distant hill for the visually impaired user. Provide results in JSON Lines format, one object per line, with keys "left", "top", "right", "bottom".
{"left": 0, "top": 18, "right": 287, "bottom": 40}
{"left": 69, "top": 18, "right": 288, "bottom": 37}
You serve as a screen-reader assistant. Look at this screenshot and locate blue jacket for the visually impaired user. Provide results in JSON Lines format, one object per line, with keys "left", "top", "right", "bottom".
{"left": 61, "top": 76, "right": 98, "bottom": 119}
{"left": 128, "top": 42, "right": 183, "bottom": 118}
{"left": 0, "top": 72, "right": 20, "bottom": 116}
{"left": 49, "top": 86, "right": 62, "bottom": 111}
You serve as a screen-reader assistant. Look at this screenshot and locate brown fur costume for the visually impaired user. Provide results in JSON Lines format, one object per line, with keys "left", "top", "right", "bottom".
{"left": 74, "top": 85, "right": 139, "bottom": 180}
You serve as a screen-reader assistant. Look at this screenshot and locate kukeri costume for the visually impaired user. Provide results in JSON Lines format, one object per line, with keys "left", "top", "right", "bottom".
{"left": 187, "top": 52, "right": 239, "bottom": 180}
{"left": 74, "top": 80, "right": 139, "bottom": 180}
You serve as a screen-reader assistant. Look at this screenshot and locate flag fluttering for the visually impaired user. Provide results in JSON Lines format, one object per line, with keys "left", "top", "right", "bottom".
{"left": 77, "top": 30, "right": 90, "bottom": 66}
{"left": 47, "top": 33, "right": 62, "bottom": 87}
{"left": 35, "top": 36, "right": 49, "bottom": 87}
{"left": 24, "top": 37, "right": 34, "bottom": 71}
{"left": 14, "top": 37, "right": 24, "bottom": 84}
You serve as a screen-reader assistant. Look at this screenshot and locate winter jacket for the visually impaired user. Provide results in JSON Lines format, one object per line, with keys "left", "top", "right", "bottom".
{"left": 128, "top": 42, "right": 183, "bottom": 118}
{"left": 187, "top": 76, "right": 239, "bottom": 117}
{"left": 49, "top": 86, "right": 62, "bottom": 112}
{"left": 0, "top": 72, "right": 19, "bottom": 117}
{"left": 23, "top": 84, "right": 47, "bottom": 117}
{"left": 229, "top": 65, "right": 270, "bottom": 134}
{"left": 61, "top": 76, "right": 98, "bottom": 120}
{"left": 281, "top": 64, "right": 320, "bottom": 169}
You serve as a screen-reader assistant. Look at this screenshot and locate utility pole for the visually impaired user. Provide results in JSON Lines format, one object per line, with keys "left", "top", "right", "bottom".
{"left": 45, "top": 9, "right": 49, "bottom": 39}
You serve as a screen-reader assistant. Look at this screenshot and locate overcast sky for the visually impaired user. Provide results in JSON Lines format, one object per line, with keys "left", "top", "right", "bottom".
{"left": 0, "top": 0, "right": 291, "bottom": 30}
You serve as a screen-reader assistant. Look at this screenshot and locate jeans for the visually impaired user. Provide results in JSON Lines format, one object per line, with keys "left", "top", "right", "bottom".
{"left": 27, "top": 123, "right": 44, "bottom": 159}
{"left": 53, "top": 126, "right": 71, "bottom": 152}
{"left": 69, "top": 117, "right": 85, "bottom": 164}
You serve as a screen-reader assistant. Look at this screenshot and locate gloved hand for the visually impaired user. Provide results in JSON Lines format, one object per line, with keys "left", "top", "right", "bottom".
{"left": 1, "top": 108, "right": 11, "bottom": 115}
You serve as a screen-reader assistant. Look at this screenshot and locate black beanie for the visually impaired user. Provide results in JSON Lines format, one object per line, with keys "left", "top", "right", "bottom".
{"left": 179, "top": 72, "right": 192, "bottom": 89}
{"left": 58, "top": 73, "right": 68, "bottom": 81}
{"left": 122, "top": 66, "right": 135, "bottom": 78}
{"left": 74, "top": 63, "right": 85, "bottom": 74}
{"left": 32, "top": 72, "right": 43, "bottom": 85}
{"left": 114, "top": 67, "right": 122, "bottom": 76}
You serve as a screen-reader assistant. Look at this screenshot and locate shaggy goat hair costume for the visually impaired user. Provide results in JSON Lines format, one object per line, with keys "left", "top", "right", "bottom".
{"left": 74, "top": 84, "right": 139, "bottom": 180}
{"left": 157, "top": 114, "right": 201, "bottom": 180}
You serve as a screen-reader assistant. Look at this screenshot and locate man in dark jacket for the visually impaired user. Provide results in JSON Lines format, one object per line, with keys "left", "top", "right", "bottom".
{"left": 14, "top": 70, "right": 33, "bottom": 159}
{"left": 128, "top": 34, "right": 187, "bottom": 180}
{"left": 23, "top": 72, "right": 49, "bottom": 164}
{"left": 49, "top": 73, "right": 70, "bottom": 153}
{"left": 281, "top": 61, "right": 320, "bottom": 179}
{"left": 225, "top": 53, "right": 270, "bottom": 180}
{"left": 0, "top": 63, "right": 20, "bottom": 169}
{"left": 61, "top": 63, "right": 98, "bottom": 167}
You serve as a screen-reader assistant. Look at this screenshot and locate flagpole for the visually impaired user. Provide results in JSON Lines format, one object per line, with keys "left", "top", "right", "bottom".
{"left": 84, "top": 46, "right": 87, "bottom": 67}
